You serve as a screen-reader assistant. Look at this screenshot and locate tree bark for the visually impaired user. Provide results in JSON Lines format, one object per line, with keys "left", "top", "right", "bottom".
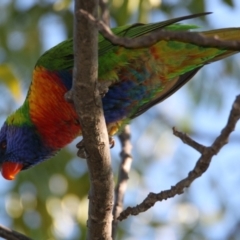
{"left": 73, "top": 1, "right": 114, "bottom": 239}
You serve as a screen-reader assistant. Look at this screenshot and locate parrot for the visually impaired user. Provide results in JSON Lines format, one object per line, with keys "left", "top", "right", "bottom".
{"left": 0, "top": 12, "right": 240, "bottom": 180}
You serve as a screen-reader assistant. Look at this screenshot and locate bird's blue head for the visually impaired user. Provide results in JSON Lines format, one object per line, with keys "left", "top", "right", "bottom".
{"left": 0, "top": 122, "right": 55, "bottom": 180}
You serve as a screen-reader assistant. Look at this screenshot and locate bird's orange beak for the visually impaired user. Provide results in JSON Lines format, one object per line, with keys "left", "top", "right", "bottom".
{"left": 1, "top": 162, "right": 23, "bottom": 180}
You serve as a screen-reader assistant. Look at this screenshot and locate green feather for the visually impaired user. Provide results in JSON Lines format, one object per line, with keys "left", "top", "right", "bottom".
{"left": 36, "top": 13, "right": 209, "bottom": 72}
{"left": 6, "top": 100, "right": 32, "bottom": 126}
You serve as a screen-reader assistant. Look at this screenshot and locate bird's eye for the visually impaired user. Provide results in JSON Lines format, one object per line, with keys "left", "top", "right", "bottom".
{"left": 0, "top": 140, "right": 7, "bottom": 151}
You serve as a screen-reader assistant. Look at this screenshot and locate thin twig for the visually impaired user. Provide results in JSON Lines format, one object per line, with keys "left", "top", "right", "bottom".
{"left": 173, "top": 127, "right": 206, "bottom": 153}
{"left": 118, "top": 95, "right": 240, "bottom": 220}
{"left": 80, "top": 9, "right": 240, "bottom": 50}
{"left": 99, "top": 2, "right": 135, "bottom": 238}
{"left": 99, "top": 0, "right": 110, "bottom": 26}
{"left": 0, "top": 225, "right": 33, "bottom": 240}
{"left": 112, "top": 125, "right": 133, "bottom": 238}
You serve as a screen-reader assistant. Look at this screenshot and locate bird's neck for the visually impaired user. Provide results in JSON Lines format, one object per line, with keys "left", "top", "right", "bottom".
{"left": 7, "top": 100, "right": 32, "bottom": 127}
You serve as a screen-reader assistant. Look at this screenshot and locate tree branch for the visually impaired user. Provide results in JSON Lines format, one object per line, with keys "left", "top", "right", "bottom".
{"left": 118, "top": 95, "right": 240, "bottom": 220}
{"left": 98, "top": 1, "right": 134, "bottom": 237}
{"left": 112, "top": 125, "right": 133, "bottom": 238}
{"left": 80, "top": 10, "right": 240, "bottom": 50}
{"left": 0, "top": 225, "right": 32, "bottom": 240}
{"left": 72, "top": 1, "right": 114, "bottom": 239}
{"left": 99, "top": 0, "right": 110, "bottom": 26}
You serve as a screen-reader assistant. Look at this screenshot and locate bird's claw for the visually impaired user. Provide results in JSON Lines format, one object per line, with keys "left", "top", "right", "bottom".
{"left": 109, "top": 136, "right": 115, "bottom": 148}
{"left": 98, "top": 82, "right": 112, "bottom": 97}
{"left": 76, "top": 137, "right": 115, "bottom": 158}
{"left": 64, "top": 90, "right": 74, "bottom": 103}
{"left": 76, "top": 140, "right": 88, "bottom": 159}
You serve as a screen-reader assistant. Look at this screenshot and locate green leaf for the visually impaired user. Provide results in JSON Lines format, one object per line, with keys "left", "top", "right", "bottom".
{"left": 0, "top": 64, "right": 23, "bottom": 101}
{"left": 53, "top": 0, "right": 72, "bottom": 11}
{"left": 188, "top": 0, "right": 206, "bottom": 15}
{"left": 222, "top": 0, "right": 234, "bottom": 7}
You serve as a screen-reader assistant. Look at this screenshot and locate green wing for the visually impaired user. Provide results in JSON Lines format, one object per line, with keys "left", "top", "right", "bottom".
{"left": 36, "top": 13, "right": 209, "bottom": 72}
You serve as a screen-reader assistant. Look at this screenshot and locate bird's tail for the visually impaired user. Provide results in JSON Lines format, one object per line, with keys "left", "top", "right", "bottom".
{"left": 130, "top": 27, "right": 240, "bottom": 119}
{"left": 201, "top": 28, "right": 240, "bottom": 62}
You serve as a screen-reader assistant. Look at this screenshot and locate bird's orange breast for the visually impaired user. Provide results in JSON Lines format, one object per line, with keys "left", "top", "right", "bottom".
{"left": 29, "top": 67, "right": 81, "bottom": 149}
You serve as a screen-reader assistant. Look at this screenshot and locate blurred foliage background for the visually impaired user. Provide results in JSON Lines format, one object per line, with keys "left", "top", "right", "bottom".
{"left": 1, "top": 0, "right": 240, "bottom": 239}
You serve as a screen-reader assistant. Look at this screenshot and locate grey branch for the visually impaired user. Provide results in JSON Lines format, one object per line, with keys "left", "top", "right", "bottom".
{"left": 99, "top": 0, "right": 110, "bottom": 26}
{"left": 112, "top": 125, "right": 133, "bottom": 239}
{"left": 173, "top": 127, "right": 207, "bottom": 153}
{"left": 80, "top": 9, "right": 240, "bottom": 50}
{"left": 118, "top": 95, "right": 240, "bottom": 220}
{"left": 73, "top": 1, "right": 114, "bottom": 239}
{"left": 0, "top": 225, "right": 33, "bottom": 240}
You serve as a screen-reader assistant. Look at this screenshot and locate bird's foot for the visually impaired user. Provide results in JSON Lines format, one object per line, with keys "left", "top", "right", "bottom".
{"left": 64, "top": 90, "right": 74, "bottom": 103}
{"left": 109, "top": 136, "right": 115, "bottom": 148}
{"left": 76, "top": 136, "right": 115, "bottom": 159}
{"left": 76, "top": 140, "right": 88, "bottom": 159}
{"left": 98, "top": 82, "right": 112, "bottom": 97}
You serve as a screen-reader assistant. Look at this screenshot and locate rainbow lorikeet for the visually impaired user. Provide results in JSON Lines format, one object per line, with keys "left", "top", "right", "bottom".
{"left": 0, "top": 13, "right": 240, "bottom": 180}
